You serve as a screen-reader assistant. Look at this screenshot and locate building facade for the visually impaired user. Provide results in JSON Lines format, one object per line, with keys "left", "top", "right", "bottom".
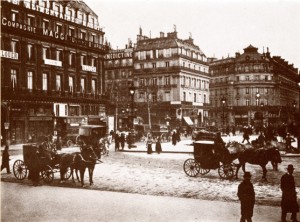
{"left": 104, "top": 43, "right": 135, "bottom": 130}
{"left": 209, "top": 45, "right": 299, "bottom": 131}
{"left": 1, "top": 0, "right": 108, "bottom": 144}
{"left": 133, "top": 28, "right": 210, "bottom": 130}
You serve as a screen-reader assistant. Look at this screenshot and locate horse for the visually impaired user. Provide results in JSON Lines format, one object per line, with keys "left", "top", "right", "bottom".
{"left": 235, "top": 147, "right": 282, "bottom": 180}
{"left": 60, "top": 145, "right": 98, "bottom": 186}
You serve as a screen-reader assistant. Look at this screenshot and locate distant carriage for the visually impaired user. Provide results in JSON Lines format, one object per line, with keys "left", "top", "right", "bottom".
{"left": 12, "top": 144, "right": 71, "bottom": 183}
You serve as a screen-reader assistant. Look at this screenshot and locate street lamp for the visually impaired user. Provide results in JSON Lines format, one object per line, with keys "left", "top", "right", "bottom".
{"left": 128, "top": 84, "right": 136, "bottom": 148}
{"left": 221, "top": 97, "right": 226, "bottom": 133}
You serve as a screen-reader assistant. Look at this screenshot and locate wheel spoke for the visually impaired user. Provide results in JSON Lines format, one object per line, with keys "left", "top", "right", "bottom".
{"left": 183, "top": 159, "right": 200, "bottom": 177}
{"left": 13, "top": 160, "right": 27, "bottom": 180}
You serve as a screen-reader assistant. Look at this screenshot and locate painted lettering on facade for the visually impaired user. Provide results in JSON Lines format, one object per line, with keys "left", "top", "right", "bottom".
{"left": 82, "top": 65, "right": 96, "bottom": 72}
{"left": 0, "top": 50, "right": 18, "bottom": 60}
{"left": 105, "top": 51, "right": 133, "bottom": 59}
{"left": 1, "top": 17, "right": 37, "bottom": 33}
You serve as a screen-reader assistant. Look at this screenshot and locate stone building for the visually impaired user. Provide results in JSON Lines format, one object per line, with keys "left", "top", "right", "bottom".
{"left": 133, "top": 28, "right": 210, "bottom": 130}
{"left": 1, "top": 0, "right": 108, "bottom": 144}
{"left": 209, "top": 45, "right": 299, "bottom": 131}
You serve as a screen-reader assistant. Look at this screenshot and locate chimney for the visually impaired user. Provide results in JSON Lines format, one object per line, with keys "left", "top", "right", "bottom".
{"left": 160, "top": 32, "right": 164, "bottom": 38}
{"left": 235, "top": 52, "right": 240, "bottom": 57}
{"left": 266, "top": 47, "right": 270, "bottom": 58}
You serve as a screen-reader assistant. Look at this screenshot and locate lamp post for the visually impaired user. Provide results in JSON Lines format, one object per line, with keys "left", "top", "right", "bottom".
{"left": 221, "top": 97, "right": 226, "bottom": 134}
{"left": 128, "top": 85, "right": 136, "bottom": 148}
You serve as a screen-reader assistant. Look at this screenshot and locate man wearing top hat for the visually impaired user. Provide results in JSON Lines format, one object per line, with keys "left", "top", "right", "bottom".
{"left": 281, "top": 164, "right": 299, "bottom": 222}
{"left": 237, "top": 171, "right": 255, "bottom": 222}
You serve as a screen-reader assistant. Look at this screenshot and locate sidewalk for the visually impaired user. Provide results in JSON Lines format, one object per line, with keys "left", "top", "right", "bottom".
{"left": 1, "top": 182, "right": 281, "bottom": 222}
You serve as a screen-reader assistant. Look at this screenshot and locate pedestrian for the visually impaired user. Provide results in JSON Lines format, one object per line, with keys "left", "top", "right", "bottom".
{"left": 106, "top": 133, "right": 112, "bottom": 155}
{"left": 242, "top": 127, "right": 250, "bottom": 144}
{"left": 1, "top": 145, "right": 11, "bottom": 174}
{"left": 28, "top": 147, "right": 41, "bottom": 186}
{"left": 120, "top": 132, "right": 125, "bottom": 150}
{"left": 146, "top": 135, "right": 153, "bottom": 154}
{"left": 237, "top": 171, "right": 255, "bottom": 222}
{"left": 280, "top": 164, "right": 299, "bottom": 222}
{"left": 115, "top": 131, "right": 120, "bottom": 151}
{"left": 285, "top": 133, "right": 296, "bottom": 153}
{"left": 172, "top": 131, "right": 177, "bottom": 146}
{"left": 155, "top": 136, "right": 162, "bottom": 154}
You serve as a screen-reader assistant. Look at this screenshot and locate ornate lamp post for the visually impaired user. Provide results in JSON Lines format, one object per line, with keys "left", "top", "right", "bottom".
{"left": 221, "top": 97, "right": 226, "bottom": 133}
{"left": 128, "top": 85, "right": 136, "bottom": 148}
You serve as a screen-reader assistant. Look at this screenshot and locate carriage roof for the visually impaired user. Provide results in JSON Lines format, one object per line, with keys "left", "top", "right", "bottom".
{"left": 194, "top": 130, "right": 217, "bottom": 141}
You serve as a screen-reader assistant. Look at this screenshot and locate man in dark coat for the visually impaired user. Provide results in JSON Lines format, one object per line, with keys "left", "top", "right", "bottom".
{"left": 1, "top": 145, "right": 11, "bottom": 174}
{"left": 237, "top": 172, "right": 255, "bottom": 222}
{"left": 281, "top": 164, "right": 299, "bottom": 222}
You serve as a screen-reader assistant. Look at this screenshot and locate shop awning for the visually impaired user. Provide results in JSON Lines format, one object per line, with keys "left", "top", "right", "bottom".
{"left": 183, "top": 116, "right": 194, "bottom": 126}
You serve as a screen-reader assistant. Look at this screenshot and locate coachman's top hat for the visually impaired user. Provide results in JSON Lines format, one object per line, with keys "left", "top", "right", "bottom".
{"left": 243, "top": 172, "right": 252, "bottom": 179}
{"left": 287, "top": 164, "right": 294, "bottom": 171}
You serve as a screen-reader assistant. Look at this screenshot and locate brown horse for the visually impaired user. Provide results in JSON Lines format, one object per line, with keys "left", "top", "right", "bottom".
{"left": 235, "top": 147, "right": 282, "bottom": 180}
{"left": 60, "top": 146, "right": 98, "bottom": 186}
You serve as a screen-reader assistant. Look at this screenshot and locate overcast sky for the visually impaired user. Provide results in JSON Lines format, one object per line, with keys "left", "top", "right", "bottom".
{"left": 84, "top": 0, "right": 300, "bottom": 70}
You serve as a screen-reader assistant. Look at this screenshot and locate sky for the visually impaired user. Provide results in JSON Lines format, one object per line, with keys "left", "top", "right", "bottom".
{"left": 84, "top": 0, "right": 300, "bottom": 70}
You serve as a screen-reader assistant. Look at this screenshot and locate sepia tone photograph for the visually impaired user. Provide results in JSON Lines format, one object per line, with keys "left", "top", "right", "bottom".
{"left": 1, "top": 0, "right": 300, "bottom": 221}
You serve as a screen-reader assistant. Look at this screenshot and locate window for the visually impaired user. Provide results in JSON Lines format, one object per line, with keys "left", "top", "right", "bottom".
{"left": 183, "top": 92, "right": 186, "bottom": 101}
{"left": 140, "top": 64, "right": 144, "bottom": 69}
{"left": 246, "top": 99, "right": 250, "bottom": 106}
{"left": 42, "top": 73, "right": 48, "bottom": 91}
{"left": 27, "top": 71, "right": 33, "bottom": 90}
{"left": 81, "top": 78, "right": 85, "bottom": 93}
{"left": 69, "top": 52, "right": 75, "bottom": 66}
{"left": 11, "top": 10, "right": 19, "bottom": 22}
{"left": 27, "top": 44, "right": 33, "bottom": 60}
{"left": 194, "top": 93, "right": 197, "bottom": 102}
{"left": 165, "top": 91, "right": 170, "bottom": 101}
{"left": 140, "top": 78, "right": 145, "bottom": 86}
{"left": 56, "top": 23, "right": 62, "bottom": 33}
{"left": 204, "top": 94, "right": 207, "bottom": 103}
{"left": 68, "top": 27, "right": 75, "bottom": 37}
{"left": 11, "top": 41, "right": 17, "bottom": 53}
{"left": 56, "top": 50, "right": 62, "bottom": 61}
{"left": 81, "top": 55, "right": 86, "bottom": 65}
{"left": 245, "top": 75, "right": 250, "bottom": 81}
{"left": 152, "top": 63, "right": 156, "bottom": 68}
{"left": 69, "top": 76, "right": 74, "bottom": 92}
{"left": 43, "top": 19, "right": 49, "bottom": 30}
{"left": 246, "top": 87, "right": 249, "bottom": 94}
{"left": 56, "top": 75, "right": 61, "bottom": 91}
{"left": 151, "top": 78, "right": 157, "bottom": 86}
{"left": 165, "top": 62, "right": 169, "bottom": 67}
{"left": 27, "top": 15, "right": 35, "bottom": 26}
{"left": 91, "top": 79, "right": 96, "bottom": 94}
{"left": 11, "top": 69, "right": 17, "bottom": 89}
{"left": 43, "top": 47, "right": 50, "bottom": 60}
{"left": 165, "top": 76, "right": 170, "bottom": 85}
{"left": 91, "top": 57, "right": 95, "bottom": 67}
{"left": 80, "top": 31, "right": 86, "bottom": 40}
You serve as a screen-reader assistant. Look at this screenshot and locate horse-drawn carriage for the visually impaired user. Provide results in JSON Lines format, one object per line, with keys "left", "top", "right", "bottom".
{"left": 13, "top": 144, "right": 71, "bottom": 183}
{"left": 183, "top": 140, "right": 237, "bottom": 179}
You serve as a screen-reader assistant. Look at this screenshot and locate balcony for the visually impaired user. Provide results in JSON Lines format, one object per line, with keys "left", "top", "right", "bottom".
{"left": 1, "top": 87, "right": 107, "bottom": 104}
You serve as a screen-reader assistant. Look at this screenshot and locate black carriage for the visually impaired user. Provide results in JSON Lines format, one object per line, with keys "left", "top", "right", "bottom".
{"left": 183, "top": 140, "right": 237, "bottom": 179}
{"left": 12, "top": 144, "right": 71, "bottom": 183}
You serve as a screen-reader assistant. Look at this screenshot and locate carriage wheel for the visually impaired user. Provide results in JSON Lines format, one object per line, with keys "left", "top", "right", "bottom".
{"left": 63, "top": 167, "right": 72, "bottom": 180}
{"left": 41, "top": 165, "right": 54, "bottom": 183}
{"left": 13, "top": 160, "right": 27, "bottom": 180}
{"left": 198, "top": 167, "right": 210, "bottom": 175}
{"left": 67, "top": 139, "right": 74, "bottom": 147}
{"left": 218, "top": 163, "right": 236, "bottom": 179}
{"left": 183, "top": 159, "right": 200, "bottom": 177}
{"left": 160, "top": 134, "right": 167, "bottom": 143}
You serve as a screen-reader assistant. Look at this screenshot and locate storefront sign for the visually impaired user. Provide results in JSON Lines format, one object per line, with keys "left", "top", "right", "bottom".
{"left": 29, "top": 117, "right": 52, "bottom": 121}
{"left": 0, "top": 50, "right": 18, "bottom": 60}
{"left": 1, "top": 17, "right": 37, "bottom": 33}
{"left": 82, "top": 65, "right": 96, "bottom": 72}
{"left": 44, "top": 59, "right": 62, "bottom": 67}
{"left": 105, "top": 51, "right": 133, "bottom": 59}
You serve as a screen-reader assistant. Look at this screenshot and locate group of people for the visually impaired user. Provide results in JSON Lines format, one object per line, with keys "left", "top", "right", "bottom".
{"left": 145, "top": 134, "right": 162, "bottom": 154}
{"left": 237, "top": 165, "right": 299, "bottom": 222}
